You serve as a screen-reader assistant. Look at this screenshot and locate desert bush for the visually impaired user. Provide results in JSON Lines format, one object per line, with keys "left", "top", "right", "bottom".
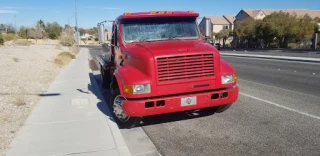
{"left": 13, "top": 57, "right": 19, "bottom": 62}
{"left": 59, "top": 28, "right": 74, "bottom": 46}
{"left": 94, "top": 37, "right": 98, "bottom": 41}
{"left": 13, "top": 96, "right": 26, "bottom": 106}
{"left": 54, "top": 52, "right": 75, "bottom": 67}
{"left": 13, "top": 39, "right": 32, "bottom": 46}
{"left": 2, "top": 33, "right": 19, "bottom": 41}
{"left": 0, "top": 35, "right": 4, "bottom": 45}
{"left": 288, "top": 43, "right": 298, "bottom": 49}
{"left": 58, "top": 52, "right": 75, "bottom": 59}
{"left": 54, "top": 58, "right": 64, "bottom": 67}
{"left": 70, "top": 46, "right": 78, "bottom": 55}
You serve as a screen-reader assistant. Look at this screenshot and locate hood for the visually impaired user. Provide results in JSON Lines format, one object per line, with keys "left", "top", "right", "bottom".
{"left": 127, "top": 40, "right": 217, "bottom": 57}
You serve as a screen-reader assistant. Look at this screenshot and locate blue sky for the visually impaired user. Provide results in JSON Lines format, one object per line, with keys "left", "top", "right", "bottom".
{"left": 1, "top": 0, "right": 320, "bottom": 30}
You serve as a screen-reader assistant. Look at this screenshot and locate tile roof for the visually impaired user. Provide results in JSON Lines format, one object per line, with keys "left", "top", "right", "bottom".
{"left": 205, "top": 16, "right": 231, "bottom": 25}
{"left": 242, "top": 9, "right": 320, "bottom": 19}
{"left": 223, "top": 15, "right": 235, "bottom": 23}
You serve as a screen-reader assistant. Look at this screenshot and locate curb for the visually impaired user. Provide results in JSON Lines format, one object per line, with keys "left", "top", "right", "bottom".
{"left": 220, "top": 53, "right": 320, "bottom": 63}
{"left": 87, "top": 50, "right": 132, "bottom": 156}
{"left": 87, "top": 51, "right": 162, "bottom": 156}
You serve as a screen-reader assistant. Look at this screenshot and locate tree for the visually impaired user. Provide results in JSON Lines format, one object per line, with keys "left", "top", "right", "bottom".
{"left": 28, "top": 23, "right": 45, "bottom": 41}
{"left": 37, "top": 20, "right": 45, "bottom": 29}
{"left": 45, "top": 22, "right": 62, "bottom": 39}
{"left": 295, "top": 14, "right": 316, "bottom": 46}
{"left": 219, "top": 29, "right": 230, "bottom": 48}
{"left": 234, "top": 18, "right": 257, "bottom": 47}
{"left": 18, "top": 26, "right": 27, "bottom": 39}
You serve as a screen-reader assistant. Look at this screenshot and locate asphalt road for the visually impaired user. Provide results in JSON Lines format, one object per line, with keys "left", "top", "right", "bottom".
{"left": 86, "top": 45, "right": 320, "bottom": 156}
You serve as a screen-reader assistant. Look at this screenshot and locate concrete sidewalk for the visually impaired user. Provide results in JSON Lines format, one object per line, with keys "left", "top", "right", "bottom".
{"left": 6, "top": 48, "right": 131, "bottom": 156}
{"left": 220, "top": 52, "right": 320, "bottom": 63}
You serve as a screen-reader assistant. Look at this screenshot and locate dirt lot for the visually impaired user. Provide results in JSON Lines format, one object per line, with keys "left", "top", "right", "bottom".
{"left": 0, "top": 42, "right": 76, "bottom": 156}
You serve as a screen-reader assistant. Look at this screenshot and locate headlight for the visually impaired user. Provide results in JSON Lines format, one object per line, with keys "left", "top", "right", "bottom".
{"left": 221, "top": 74, "right": 236, "bottom": 84}
{"left": 123, "top": 84, "right": 151, "bottom": 94}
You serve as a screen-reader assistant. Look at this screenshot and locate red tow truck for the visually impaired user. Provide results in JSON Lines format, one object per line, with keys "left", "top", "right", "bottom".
{"left": 97, "top": 11, "right": 239, "bottom": 128}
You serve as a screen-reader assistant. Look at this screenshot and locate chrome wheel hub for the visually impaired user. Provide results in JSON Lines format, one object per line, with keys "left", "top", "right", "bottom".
{"left": 113, "top": 95, "right": 129, "bottom": 122}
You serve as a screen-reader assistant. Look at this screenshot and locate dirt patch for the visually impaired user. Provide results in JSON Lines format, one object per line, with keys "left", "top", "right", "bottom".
{"left": 0, "top": 45, "right": 64, "bottom": 156}
{"left": 89, "top": 59, "right": 99, "bottom": 71}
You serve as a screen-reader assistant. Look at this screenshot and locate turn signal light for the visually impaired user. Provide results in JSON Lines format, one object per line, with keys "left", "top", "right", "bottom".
{"left": 166, "top": 11, "right": 173, "bottom": 14}
{"left": 123, "top": 85, "right": 133, "bottom": 94}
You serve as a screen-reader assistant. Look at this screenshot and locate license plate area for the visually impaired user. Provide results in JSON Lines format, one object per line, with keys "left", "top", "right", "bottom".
{"left": 181, "top": 96, "right": 197, "bottom": 106}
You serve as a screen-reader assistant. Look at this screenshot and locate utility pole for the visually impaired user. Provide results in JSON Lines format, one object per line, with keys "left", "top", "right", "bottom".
{"left": 75, "top": 0, "right": 79, "bottom": 50}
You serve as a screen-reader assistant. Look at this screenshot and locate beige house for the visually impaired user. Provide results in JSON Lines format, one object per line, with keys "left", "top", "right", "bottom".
{"left": 199, "top": 15, "right": 235, "bottom": 45}
{"left": 235, "top": 9, "right": 320, "bottom": 23}
{"left": 0, "top": 26, "right": 7, "bottom": 34}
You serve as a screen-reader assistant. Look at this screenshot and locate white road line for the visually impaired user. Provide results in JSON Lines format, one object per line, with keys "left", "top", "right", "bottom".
{"left": 221, "top": 55, "right": 320, "bottom": 65}
{"left": 240, "top": 92, "right": 320, "bottom": 120}
{"left": 238, "top": 78, "right": 320, "bottom": 100}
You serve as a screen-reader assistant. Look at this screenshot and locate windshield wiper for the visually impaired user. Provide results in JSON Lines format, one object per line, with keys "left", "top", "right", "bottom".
{"left": 167, "top": 35, "right": 185, "bottom": 40}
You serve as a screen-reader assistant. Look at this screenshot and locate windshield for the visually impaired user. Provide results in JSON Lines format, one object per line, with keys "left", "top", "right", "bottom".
{"left": 122, "top": 17, "right": 199, "bottom": 43}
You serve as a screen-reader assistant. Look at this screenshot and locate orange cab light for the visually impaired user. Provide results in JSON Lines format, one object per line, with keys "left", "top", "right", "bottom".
{"left": 150, "top": 11, "right": 156, "bottom": 14}
{"left": 123, "top": 85, "right": 133, "bottom": 94}
{"left": 158, "top": 11, "right": 165, "bottom": 14}
{"left": 124, "top": 12, "right": 131, "bottom": 16}
{"left": 166, "top": 11, "right": 173, "bottom": 14}
{"left": 188, "top": 10, "right": 195, "bottom": 14}
{"left": 118, "top": 55, "right": 123, "bottom": 60}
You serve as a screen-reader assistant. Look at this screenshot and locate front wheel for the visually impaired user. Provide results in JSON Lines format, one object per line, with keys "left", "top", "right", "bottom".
{"left": 110, "top": 88, "right": 142, "bottom": 129}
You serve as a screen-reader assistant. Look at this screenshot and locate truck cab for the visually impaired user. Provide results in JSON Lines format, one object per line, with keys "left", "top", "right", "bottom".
{"left": 98, "top": 11, "right": 239, "bottom": 128}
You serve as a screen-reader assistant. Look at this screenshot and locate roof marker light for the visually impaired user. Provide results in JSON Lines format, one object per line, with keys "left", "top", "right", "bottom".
{"left": 166, "top": 11, "right": 173, "bottom": 14}
{"left": 189, "top": 10, "right": 195, "bottom": 14}
{"left": 158, "top": 11, "right": 165, "bottom": 14}
{"left": 124, "top": 12, "right": 131, "bottom": 16}
{"left": 150, "top": 11, "right": 156, "bottom": 14}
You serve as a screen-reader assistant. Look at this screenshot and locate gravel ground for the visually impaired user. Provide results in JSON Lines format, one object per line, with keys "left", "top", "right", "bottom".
{"left": 0, "top": 44, "right": 70, "bottom": 156}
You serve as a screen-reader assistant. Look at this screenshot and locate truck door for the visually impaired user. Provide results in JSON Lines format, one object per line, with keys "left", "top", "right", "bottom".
{"left": 111, "top": 22, "right": 122, "bottom": 67}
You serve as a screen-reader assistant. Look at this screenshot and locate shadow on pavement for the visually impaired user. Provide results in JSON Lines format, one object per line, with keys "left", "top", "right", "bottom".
{"left": 0, "top": 93, "right": 61, "bottom": 96}
{"left": 141, "top": 109, "right": 215, "bottom": 127}
{"left": 84, "top": 72, "right": 116, "bottom": 123}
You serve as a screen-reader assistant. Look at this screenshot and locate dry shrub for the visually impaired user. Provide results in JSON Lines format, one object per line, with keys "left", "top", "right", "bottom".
{"left": 13, "top": 57, "right": 19, "bottom": 62}
{"left": 59, "top": 28, "right": 75, "bottom": 46}
{"left": 13, "top": 39, "right": 32, "bottom": 46}
{"left": 54, "top": 58, "right": 64, "bottom": 67}
{"left": 0, "top": 35, "right": 4, "bottom": 45}
{"left": 70, "top": 46, "right": 78, "bottom": 55}
{"left": 13, "top": 96, "right": 26, "bottom": 106}
{"left": 54, "top": 52, "right": 75, "bottom": 67}
{"left": 2, "top": 33, "right": 19, "bottom": 41}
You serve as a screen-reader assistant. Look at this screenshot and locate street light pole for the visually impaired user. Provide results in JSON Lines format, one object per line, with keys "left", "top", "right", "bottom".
{"left": 75, "top": 0, "right": 79, "bottom": 50}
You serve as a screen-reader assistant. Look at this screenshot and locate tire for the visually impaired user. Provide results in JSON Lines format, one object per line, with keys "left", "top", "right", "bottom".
{"left": 110, "top": 88, "right": 142, "bottom": 129}
{"left": 100, "top": 66, "right": 110, "bottom": 89}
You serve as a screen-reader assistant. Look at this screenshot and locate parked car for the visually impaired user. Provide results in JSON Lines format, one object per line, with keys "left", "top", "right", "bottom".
{"left": 214, "top": 43, "right": 221, "bottom": 50}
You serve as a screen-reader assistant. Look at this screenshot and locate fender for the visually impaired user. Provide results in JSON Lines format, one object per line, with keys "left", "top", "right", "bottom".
{"left": 114, "top": 65, "right": 151, "bottom": 98}
{"left": 220, "top": 59, "right": 237, "bottom": 87}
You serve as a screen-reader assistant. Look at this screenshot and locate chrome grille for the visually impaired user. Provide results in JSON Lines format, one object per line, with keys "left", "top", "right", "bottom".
{"left": 156, "top": 54, "right": 214, "bottom": 82}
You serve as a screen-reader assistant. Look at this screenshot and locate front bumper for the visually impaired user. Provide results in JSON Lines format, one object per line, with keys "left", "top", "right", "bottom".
{"left": 122, "top": 86, "right": 239, "bottom": 117}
